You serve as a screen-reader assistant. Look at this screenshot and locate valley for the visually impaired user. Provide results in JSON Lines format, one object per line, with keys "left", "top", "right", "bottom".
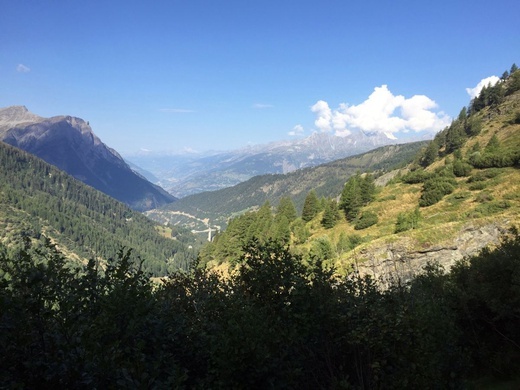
{"left": 0, "top": 64, "right": 519, "bottom": 388}
{"left": 3, "top": 1, "right": 519, "bottom": 386}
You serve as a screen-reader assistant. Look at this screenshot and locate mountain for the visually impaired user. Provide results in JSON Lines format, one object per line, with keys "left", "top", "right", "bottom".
{"left": 0, "top": 141, "right": 199, "bottom": 275}
{"left": 196, "top": 65, "right": 520, "bottom": 279}
{"left": 127, "top": 130, "right": 428, "bottom": 198}
{"left": 146, "top": 141, "right": 428, "bottom": 231}
{"left": 0, "top": 106, "right": 176, "bottom": 211}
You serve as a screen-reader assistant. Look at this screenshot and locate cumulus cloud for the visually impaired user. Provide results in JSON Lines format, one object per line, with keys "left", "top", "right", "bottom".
{"left": 288, "top": 124, "right": 304, "bottom": 136}
{"left": 311, "top": 100, "right": 332, "bottom": 132}
{"left": 16, "top": 64, "right": 31, "bottom": 73}
{"left": 465, "top": 76, "right": 500, "bottom": 99}
{"left": 311, "top": 85, "right": 451, "bottom": 139}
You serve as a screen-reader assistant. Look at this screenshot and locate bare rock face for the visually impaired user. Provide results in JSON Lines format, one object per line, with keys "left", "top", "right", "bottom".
{"left": 355, "top": 221, "right": 511, "bottom": 284}
{"left": 0, "top": 106, "right": 176, "bottom": 211}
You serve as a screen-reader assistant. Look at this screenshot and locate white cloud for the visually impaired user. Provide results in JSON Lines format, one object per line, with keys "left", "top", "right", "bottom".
{"left": 465, "top": 76, "right": 500, "bottom": 99}
{"left": 310, "top": 100, "right": 332, "bottom": 132}
{"left": 16, "top": 64, "right": 31, "bottom": 73}
{"left": 288, "top": 124, "right": 304, "bottom": 136}
{"left": 311, "top": 85, "right": 451, "bottom": 138}
{"left": 252, "top": 103, "right": 274, "bottom": 109}
{"left": 158, "top": 108, "right": 195, "bottom": 113}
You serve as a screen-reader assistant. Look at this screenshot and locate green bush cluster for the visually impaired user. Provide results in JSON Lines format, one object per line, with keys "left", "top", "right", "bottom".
{"left": 419, "top": 175, "right": 457, "bottom": 207}
{"left": 2, "top": 232, "right": 520, "bottom": 388}
{"left": 354, "top": 210, "right": 379, "bottom": 230}
{"left": 395, "top": 207, "right": 421, "bottom": 233}
{"left": 401, "top": 169, "right": 431, "bottom": 184}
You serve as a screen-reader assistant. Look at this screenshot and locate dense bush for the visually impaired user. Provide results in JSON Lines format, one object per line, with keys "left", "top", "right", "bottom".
{"left": 419, "top": 175, "right": 457, "bottom": 207}
{"left": 401, "top": 169, "right": 431, "bottom": 184}
{"left": 395, "top": 207, "right": 421, "bottom": 233}
{"left": 453, "top": 159, "right": 472, "bottom": 177}
{"left": 2, "top": 232, "right": 520, "bottom": 388}
{"left": 354, "top": 210, "right": 379, "bottom": 230}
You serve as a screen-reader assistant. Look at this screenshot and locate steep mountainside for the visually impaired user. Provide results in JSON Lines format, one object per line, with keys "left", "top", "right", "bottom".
{"left": 0, "top": 106, "right": 176, "bottom": 211}
{"left": 0, "top": 141, "right": 197, "bottom": 275}
{"left": 197, "top": 65, "right": 520, "bottom": 280}
{"left": 146, "top": 141, "right": 427, "bottom": 230}
{"left": 128, "top": 130, "right": 426, "bottom": 198}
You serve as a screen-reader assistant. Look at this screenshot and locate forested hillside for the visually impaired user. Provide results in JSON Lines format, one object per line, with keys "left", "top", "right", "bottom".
{"left": 0, "top": 142, "right": 198, "bottom": 275}
{"left": 149, "top": 141, "right": 427, "bottom": 230}
{"left": 200, "top": 64, "right": 520, "bottom": 276}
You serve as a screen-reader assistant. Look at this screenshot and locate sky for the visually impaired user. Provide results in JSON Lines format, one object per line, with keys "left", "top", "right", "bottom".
{"left": 1, "top": 0, "right": 519, "bottom": 155}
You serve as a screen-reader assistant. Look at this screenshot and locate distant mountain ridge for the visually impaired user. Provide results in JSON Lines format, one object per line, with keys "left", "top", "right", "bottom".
{"left": 146, "top": 141, "right": 428, "bottom": 230}
{"left": 0, "top": 106, "right": 176, "bottom": 211}
{"left": 128, "top": 129, "right": 429, "bottom": 198}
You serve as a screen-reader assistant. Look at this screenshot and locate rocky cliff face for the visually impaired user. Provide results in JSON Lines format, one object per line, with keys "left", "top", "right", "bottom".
{"left": 0, "top": 106, "right": 176, "bottom": 211}
{"left": 355, "top": 220, "right": 511, "bottom": 284}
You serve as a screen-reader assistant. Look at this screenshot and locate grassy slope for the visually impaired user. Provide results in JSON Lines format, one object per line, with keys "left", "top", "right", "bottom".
{"left": 306, "top": 87, "right": 520, "bottom": 274}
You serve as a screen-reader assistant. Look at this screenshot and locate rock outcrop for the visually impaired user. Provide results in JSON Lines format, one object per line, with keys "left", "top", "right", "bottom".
{"left": 355, "top": 221, "right": 511, "bottom": 284}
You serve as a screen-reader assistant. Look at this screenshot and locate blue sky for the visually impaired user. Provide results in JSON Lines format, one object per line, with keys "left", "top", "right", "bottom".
{"left": 2, "top": 0, "right": 519, "bottom": 154}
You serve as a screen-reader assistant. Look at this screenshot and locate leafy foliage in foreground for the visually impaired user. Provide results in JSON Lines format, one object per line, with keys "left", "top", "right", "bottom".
{"left": 1, "top": 232, "right": 520, "bottom": 388}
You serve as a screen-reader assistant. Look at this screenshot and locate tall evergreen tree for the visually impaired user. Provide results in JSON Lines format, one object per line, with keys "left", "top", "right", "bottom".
{"left": 340, "top": 174, "right": 363, "bottom": 222}
{"left": 360, "top": 174, "right": 376, "bottom": 204}
{"left": 445, "top": 121, "right": 466, "bottom": 153}
{"left": 321, "top": 199, "right": 340, "bottom": 229}
{"left": 275, "top": 196, "right": 297, "bottom": 223}
{"left": 421, "top": 140, "right": 439, "bottom": 167}
{"left": 301, "top": 190, "right": 319, "bottom": 222}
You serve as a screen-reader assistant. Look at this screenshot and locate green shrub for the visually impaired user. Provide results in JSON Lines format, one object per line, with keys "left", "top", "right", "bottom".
{"left": 401, "top": 170, "right": 431, "bottom": 184}
{"left": 453, "top": 160, "right": 472, "bottom": 177}
{"left": 395, "top": 207, "right": 421, "bottom": 233}
{"left": 468, "top": 182, "right": 487, "bottom": 191}
{"left": 474, "top": 200, "right": 511, "bottom": 216}
{"left": 354, "top": 211, "right": 378, "bottom": 230}
{"left": 419, "top": 176, "right": 457, "bottom": 207}
{"left": 475, "top": 191, "right": 494, "bottom": 203}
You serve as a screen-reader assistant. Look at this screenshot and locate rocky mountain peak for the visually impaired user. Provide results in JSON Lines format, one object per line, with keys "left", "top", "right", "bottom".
{"left": 0, "top": 106, "right": 42, "bottom": 132}
{"left": 0, "top": 105, "right": 176, "bottom": 211}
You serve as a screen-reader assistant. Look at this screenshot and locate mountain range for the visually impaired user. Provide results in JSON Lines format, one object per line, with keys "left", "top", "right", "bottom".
{"left": 146, "top": 141, "right": 428, "bottom": 231}
{"left": 0, "top": 106, "right": 176, "bottom": 211}
{"left": 127, "top": 129, "right": 431, "bottom": 198}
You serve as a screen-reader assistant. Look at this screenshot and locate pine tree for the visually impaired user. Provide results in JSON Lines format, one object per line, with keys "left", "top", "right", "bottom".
{"left": 302, "top": 190, "right": 319, "bottom": 222}
{"left": 421, "top": 140, "right": 438, "bottom": 167}
{"left": 360, "top": 174, "right": 376, "bottom": 204}
{"left": 274, "top": 215, "right": 291, "bottom": 244}
{"left": 445, "top": 121, "right": 466, "bottom": 153}
{"left": 340, "top": 176, "right": 363, "bottom": 222}
{"left": 321, "top": 199, "right": 340, "bottom": 229}
{"left": 275, "top": 196, "right": 297, "bottom": 223}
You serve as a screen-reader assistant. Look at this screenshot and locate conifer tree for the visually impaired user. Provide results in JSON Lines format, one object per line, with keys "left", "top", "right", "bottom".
{"left": 339, "top": 174, "right": 365, "bottom": 221}
{"left": 275, "top": 196, "right": 297, "bottom": 223}
{"left": 421, "top": 140, "right": 438, "bottom": 167}
{"left": 321, "top": 199, "right": 340, "bottom": 229}
{"left": 301, "top": 190, "right": 319, "bottom": 222}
